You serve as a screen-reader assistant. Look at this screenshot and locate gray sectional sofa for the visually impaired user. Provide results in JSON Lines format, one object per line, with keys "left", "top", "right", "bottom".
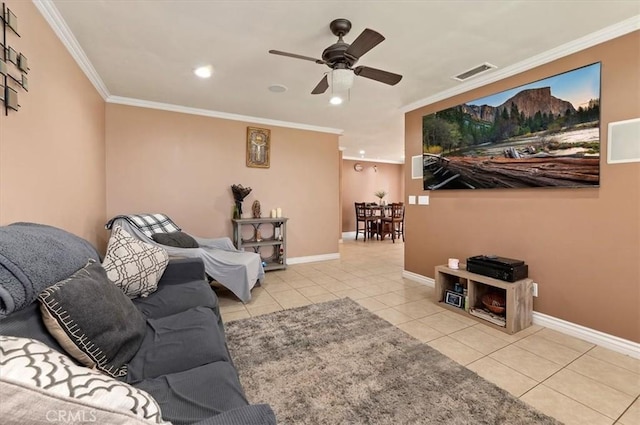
{"left": 0, "top": 223, "right": 276, "bottom": 425}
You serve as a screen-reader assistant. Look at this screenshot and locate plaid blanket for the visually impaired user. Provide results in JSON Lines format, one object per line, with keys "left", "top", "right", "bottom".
{"left": 105, "top": 214, "right": 181, "bottom": 238}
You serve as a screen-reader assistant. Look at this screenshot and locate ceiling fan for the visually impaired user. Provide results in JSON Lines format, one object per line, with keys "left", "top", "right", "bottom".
{"left": 269, "top": 18, "right": 403, "bottom": 95}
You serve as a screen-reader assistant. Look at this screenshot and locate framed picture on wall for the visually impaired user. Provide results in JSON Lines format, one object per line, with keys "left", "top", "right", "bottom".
{"left": 422, "top": 62, "right": 601, "bottom": 190}
{"left": 246, "top": 127, "right": 270, "bottom": 168}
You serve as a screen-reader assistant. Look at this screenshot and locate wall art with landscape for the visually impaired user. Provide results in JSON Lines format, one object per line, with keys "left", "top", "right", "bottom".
{"left": 422, "top": 62, "right": 601, "bottom": 190}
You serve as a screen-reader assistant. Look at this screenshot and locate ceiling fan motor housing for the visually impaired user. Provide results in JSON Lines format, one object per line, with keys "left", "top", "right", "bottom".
{"left": 322, "top": 42, "right": 355, "bottom": 68}
{"left": 323, "top": 19, "right": 356, "bottom": 68}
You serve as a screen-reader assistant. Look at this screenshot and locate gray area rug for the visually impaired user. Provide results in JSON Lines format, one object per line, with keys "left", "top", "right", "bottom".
{"left": 225, "top": 298, "right": 561, "bottom": 425}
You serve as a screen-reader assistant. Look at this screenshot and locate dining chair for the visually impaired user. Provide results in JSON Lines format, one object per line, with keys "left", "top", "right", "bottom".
{"left": 354, "top": 202, "right": 378, "bottom": 241}
{"left": 381, "top": 203, "right": 405, "bottom": 243}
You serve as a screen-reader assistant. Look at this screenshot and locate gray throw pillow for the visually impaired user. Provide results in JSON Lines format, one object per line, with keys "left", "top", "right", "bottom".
{"left": 151, "top": 231, "right": 199, "bottom": 248}
{"left": 38, "top": 260, "right": 147, "bottom": 378}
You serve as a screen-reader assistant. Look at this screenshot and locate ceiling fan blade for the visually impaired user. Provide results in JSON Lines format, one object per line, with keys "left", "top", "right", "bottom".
{"left": 354, "top": 66, "right": 403, "bottom": 86}
{"left": 311, "top": 75, "right": 329, "bottom": 94}
{"left": 269, "top": 50, "right": 325, "bottom": 64}
{"left": 344, "top": 29, "right": 385, "bottom": 61}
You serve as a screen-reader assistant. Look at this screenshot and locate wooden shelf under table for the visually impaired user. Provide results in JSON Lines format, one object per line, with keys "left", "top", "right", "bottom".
{"left": 434, "top": 265, "right": 533, "bottom": 334}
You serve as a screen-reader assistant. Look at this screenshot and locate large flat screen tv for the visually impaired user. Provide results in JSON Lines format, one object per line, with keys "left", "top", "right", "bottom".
{"left": 422, "top": 62, "right": 601, "bottom": 190}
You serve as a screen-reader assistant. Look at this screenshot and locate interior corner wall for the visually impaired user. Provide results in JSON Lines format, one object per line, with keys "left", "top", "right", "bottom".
{"left": 404, "top": 31, "right": 640, "bottom": 343}
{"left": 341, "top": 160, "right": 404, "bottom": 233}
{"left": 105, "top": 104, "right": 340, "bottom": 258}
{"left": 0, "top": 1, "right": 106, "bottom": 247}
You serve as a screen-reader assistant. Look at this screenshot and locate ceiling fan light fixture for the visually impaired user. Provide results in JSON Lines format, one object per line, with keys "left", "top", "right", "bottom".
{"left": 194, "top": 65, "right": 213, "bottom": 79}
{"left": 329, "top": 68, "right": 355, "bottom": 92}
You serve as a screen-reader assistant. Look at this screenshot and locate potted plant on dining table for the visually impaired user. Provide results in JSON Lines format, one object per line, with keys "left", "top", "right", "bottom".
{"left": 374, "top": 190, "right": 387, "bottom": 205}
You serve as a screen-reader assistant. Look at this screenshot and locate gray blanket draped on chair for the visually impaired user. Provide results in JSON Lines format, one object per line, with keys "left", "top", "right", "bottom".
{"left": 0, "top": 223, "right": 100, "bottom": 318}
{"left": 108, "top": 218, "right": 264, "bottom": 303}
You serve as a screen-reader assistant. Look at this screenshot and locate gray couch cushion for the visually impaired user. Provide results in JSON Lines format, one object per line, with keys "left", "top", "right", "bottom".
{"left": 127, "top": 306, "right": 231, "bottom": 383}
{"left": 38, "top": 260, "right": 146, "bottom": 378}
{"left": 192, "top": 405, "right": 277, "bottom": 425}
{"left": 0, "top": 302, "right": 67, "bottom": 355}
{"left": 133, "top": 279, "right": 218, "bottom": 320}
{"left": 135, "top": 362, "right": 250, "bottom": 425}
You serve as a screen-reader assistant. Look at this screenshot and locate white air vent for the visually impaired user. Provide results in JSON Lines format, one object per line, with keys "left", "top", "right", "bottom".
{"left": 452, "top": 62, "right": 497, "bottom": 81}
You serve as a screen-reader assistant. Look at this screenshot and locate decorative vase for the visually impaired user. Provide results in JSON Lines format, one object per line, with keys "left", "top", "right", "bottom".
{"left": 233, "top": 203, "right": 241, "bottom": 219}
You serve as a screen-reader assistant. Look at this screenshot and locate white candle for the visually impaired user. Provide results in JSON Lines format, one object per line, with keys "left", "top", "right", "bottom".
{"left": 276, "top": 208, "right": 282, "bottom": 218}
{"left": 270, "top": 209, "right": 276, "bottom": 218}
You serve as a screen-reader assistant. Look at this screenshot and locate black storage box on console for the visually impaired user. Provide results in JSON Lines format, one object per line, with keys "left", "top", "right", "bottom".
{"left": 466, "top": 255, "right": 529, "bottom": 282}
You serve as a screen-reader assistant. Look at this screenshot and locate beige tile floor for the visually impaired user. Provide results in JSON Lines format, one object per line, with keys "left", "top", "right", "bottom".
{"left": 216, "top": 239, "right": 640, "bottom": 425}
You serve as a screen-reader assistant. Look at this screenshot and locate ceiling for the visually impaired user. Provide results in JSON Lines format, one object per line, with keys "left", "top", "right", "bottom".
{"left": 46, "top": 1, "right": 639, "bottom": 163}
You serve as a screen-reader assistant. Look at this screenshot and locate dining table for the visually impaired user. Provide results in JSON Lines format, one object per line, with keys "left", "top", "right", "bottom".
{"left": 364, "top": 204, "right": 393, "bottom": 240}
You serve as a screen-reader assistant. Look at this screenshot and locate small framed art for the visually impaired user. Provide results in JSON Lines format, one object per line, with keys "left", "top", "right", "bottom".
{"left": 246, "top": 127, "right": 270, "bottom": 168}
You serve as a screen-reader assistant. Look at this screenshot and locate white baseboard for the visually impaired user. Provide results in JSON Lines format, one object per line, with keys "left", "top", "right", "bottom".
{"left": 287, "top": 253, "right": 340, "bottom": 265}
{"left": 533, "top": 312, "right": 640, "bottom": 359}
{"left": 342, "top": 231, "right": 357, "bottom": 240}
{"left": 403, "top": 270, "right": 640, "bottom": 359}
{"left": 402, "top": 270, "right": 435, "bottom": 287}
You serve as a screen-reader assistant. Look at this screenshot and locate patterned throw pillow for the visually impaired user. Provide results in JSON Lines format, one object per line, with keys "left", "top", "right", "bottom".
{"left": 38, "top": 259, "right": 146, "bottom": 378}
{"left": 0, "top": 335, "right": 167, "bottom": 424}
{"left": 102, "top": 225, "right": 169, "bottom": 298}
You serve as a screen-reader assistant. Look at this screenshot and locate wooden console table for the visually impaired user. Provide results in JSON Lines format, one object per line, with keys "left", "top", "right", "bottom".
{"left": 232, "top": 218, "right": 288, "bottom": 271}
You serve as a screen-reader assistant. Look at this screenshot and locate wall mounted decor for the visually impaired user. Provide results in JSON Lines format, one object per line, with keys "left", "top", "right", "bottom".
{"left": 0, "top": 2, "right": 29, "bottom": 114}
{"left": 422, "top": 62, "right": 601, "bottom": 190}
{"left": 246, "top": 127, "right": 271, "bottom": 168}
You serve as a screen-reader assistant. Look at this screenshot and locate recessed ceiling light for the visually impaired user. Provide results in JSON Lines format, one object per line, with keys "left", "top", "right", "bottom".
{"left": 359, "top": 150, "right": 365, "bottom": 155}
{"left": 194, "top": 65, "right": 213, "bottom": 79}
{"left": 329, "top": 96, "right": 343, "bottom": 105}
{"left": 268, "top": 84, "right": 287, "bottom": 93}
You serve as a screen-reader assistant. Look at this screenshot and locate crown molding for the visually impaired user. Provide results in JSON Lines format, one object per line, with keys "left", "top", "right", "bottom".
{"left": 400, "top": 15, "right": 640, "bottom": 113}
{"left": 33, "top": 0, "right": 110, "bottom": 99}
{"left": 33, "top": 0, "right": 342, "bottom": 136}
{"left": 107, "top": 96, "right": 344, "bottom": 135}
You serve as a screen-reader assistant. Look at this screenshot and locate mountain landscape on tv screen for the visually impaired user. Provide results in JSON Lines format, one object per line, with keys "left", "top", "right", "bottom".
{"left": 422, "top": 63, "right": 601, "bottom": 190}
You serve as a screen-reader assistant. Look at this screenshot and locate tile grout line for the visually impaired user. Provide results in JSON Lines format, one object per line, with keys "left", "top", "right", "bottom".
{"left": 561, "top": 345, "right": 640, "bottom": 398}
{"left": 612, "top": 393, "right": 638, "bottom": 425}
{"left": 517, "top": 346, "right": 634, "bottom": 422}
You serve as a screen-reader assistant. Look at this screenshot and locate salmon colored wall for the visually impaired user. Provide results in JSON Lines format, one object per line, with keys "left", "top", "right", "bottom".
{"left": 0, "top": 1, "right": 106, "bottom": 247}
{"left": 105, "top": 104, "right": 340, "bottom": 258}
{"left": 404, "top": 32, "right": 640, "bottom": 342}
{"left": 341, "top": 160, "right": 404, "bottom": 232}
